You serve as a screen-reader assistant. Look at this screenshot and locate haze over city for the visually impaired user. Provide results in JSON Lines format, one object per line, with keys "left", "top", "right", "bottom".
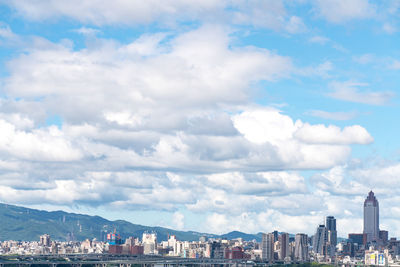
{"left": 0, "top": 0, "right": 399, "bottom": 240}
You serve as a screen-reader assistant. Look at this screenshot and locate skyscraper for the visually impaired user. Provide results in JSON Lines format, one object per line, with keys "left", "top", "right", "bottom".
{"left": 326, "top": 216, "right": 337, "bottom": 246}
{"left": 313, "top": 224, "right": 327, "bottom": 254}
{"left": 294, "top": 233, "right": 308, "bottom": 261}
{"left": 279, "top": 233, "right": 289, "bottom": 260}
{"left": 363, "top": 191, "right": 379, "bottom": 243}
{"left": 261, "top": 233, "right": 274, "bottom": 262}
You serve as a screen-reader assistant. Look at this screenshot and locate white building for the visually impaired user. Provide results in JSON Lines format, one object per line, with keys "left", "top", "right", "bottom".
{"left": 142, "top": 232, "right": 157, "bottom": 255}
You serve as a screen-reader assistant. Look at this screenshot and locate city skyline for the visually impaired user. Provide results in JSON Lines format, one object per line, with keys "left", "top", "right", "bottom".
{"left": 0, "top": 194, "right": 388, "bottom": 240}
{"left": 0, "top": 1, "right": 399, "bottom": 238}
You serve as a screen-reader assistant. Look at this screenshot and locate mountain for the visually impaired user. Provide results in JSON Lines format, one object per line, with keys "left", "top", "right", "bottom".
{"left": 0, "top": 203, "right": 260, "bottom": 242}
{"left": 219, "top": 231, "right": 260, "bottom": 241}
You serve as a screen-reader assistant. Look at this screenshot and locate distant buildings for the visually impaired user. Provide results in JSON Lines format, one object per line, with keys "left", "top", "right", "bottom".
{"left": 8, "top": 190, "right": 400, "bottom": 266}
{"left": 363, "top": 191, "right": 379, "bottom": 243}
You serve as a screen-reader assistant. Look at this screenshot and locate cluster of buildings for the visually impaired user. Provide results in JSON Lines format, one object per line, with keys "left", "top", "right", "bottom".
{"left": 2, "top": 191, "right": 400, "bottom": 266}
{"left": 0, "top": 234, "right": 104, "bottom": 255}
{"left": 310, "top": 191, "right": 400, "bottom": 266}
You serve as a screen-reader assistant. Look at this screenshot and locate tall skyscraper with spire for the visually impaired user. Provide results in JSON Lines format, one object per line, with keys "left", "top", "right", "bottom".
{"left": 363, "top": 191, "right": 379, "bottom": 243}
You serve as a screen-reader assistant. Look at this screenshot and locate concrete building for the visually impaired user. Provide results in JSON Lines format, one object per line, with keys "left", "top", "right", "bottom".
{"left": 364, "top": 191, "right": 379, "bottom": 243}
{"left": 348, "top": 233, "right": 366, "bottom": 246}
{"left": 39, "top": 234, "right": 51, "bottom": 247}
{"left": 279, "top": 233, "right": 289, "bottom": 260}
{"left": 379, "top": 230, "right": 389, "bottom": 245}
{"left": 142, "top": 232, "right": 157, "bottom": 255}
{"left": 313, "top": 225, "right": 327, "bottom": 255}
{"left": 326, "top": 216, "right": 337, "bottom": 246}
{"left": 294, "top": 234, "right": 308, "bottom": 261}
{"left": 261, "top": 233, "right": 274, "bottom": 262}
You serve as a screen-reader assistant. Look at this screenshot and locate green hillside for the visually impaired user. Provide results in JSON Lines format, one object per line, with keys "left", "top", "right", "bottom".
{"left": 0, "top": 203, "right": 260, "bottom": 242}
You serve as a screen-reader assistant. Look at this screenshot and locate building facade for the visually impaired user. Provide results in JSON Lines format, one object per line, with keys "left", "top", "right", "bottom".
{"left": 279, "top": 233, "right": 289, "bottom": 260}
{"left": 326, "top": 216, "right": 337, "bottom": 247}
{"left": 294, "top": 233, "right": 308, "bottom": 261}
{"left": 363, "top": 191, "right": 379, "bottom": 243}
{"left": 261, "top": 233, "right": 274, "bottom": 262}
{"left": 313, "top": 224, "right": 327, "bottom": 255}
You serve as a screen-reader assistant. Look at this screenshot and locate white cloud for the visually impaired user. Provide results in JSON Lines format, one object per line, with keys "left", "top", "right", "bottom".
{"left": 313, "top": 0, "right": 376, "bottom": 24}
{"left": 0, "top": 23, "right": 17, "bottom": 39}
{"left": 5, "top": 0, "right": 225, "bottom": 26}
{"left": 0, "top": 119, "right": 82, "bottom": 161}
{"left": 327, "top": 81, "right": 395, "bottom": 105}
{"left": 389, "top": 60, "right": 400, "bottom": 70}
{"left": 4, "top": 26, "right": 293, "bottom": 120}
{"left": 285, "top": 16, "right": 307, "bottom": 33}
{"left": 308, "top": 110, "right": 358, "bottom": 121}
{"left": 382, "top": 23, "right": 396, "bottom": 34}
{"left": 2, "top": 27, "right": 372, "bottom": 172}
{"left": 294, "top": 124, "right": 373, "bottom": 145}
{"left": 353, "top": 54, "right": 375, "bottom": 64}
{"left": 73, "top": 27, "right": 101, "bottom": 36}
{"left": 205, "top": 171, "right": 307, "bottom": 196}
{"left": 172, "top": 211, "right": 185, "bottom": 230}
{"left": 203, "top": 211, "right": 324, "bottom": 235}
{"left": 309, "top": 36, "right": 329, "bottom": 45}
{"left": 3, "top": 0, "right": 304, "bottom": 33}
{"left": 231, "top": 108, "right": 371, "bottom": 169}
{"left": 0, "top": 22, "right": 381, "bottom": 237}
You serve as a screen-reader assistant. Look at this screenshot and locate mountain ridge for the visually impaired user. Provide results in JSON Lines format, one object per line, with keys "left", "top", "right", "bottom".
{"left": 0, "top": 203, "right": 261, "bottom": 242}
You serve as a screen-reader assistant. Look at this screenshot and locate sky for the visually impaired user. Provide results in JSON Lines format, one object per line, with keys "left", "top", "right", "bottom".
{"left": 0, "top": 0, "right": 399, "bottom": 238}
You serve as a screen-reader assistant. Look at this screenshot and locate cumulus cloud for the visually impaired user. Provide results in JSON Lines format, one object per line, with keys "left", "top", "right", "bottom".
{"left": 0, "top": 119, "right": 82, "bottom": 161}
{"left": 232, "top": 108, "right": 371, "bottom": 169}
{"left": 294, "top": 124, "right": 373, "bottom": 145}
{"left": 313, "top": 0, "right": 376, "bottom": 24}
{"left": 4, "top": 26, "right": 293, "bottom": 122}
{"left": 327, "top": 81, "right": 395, "bottom": 105}
{"left": 3, "top": 0, "right": 305, "bottom": 33}
{"left": 0, "top": 21, "right": 380, "bottom": 237}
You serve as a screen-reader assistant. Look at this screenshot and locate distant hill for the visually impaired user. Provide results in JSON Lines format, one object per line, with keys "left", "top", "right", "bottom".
{"left": 0, "top": 203, "right": 260, "bottom": 242}
{"left": 220, "top": 231, "right": 260, "bottom": 241}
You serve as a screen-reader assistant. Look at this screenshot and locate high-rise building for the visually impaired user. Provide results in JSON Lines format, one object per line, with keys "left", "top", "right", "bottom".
{"left": 294, "top": 234, "right": 308, "bottom": 261}
{"left": 40, "top": 234, "right": 51, "bottom": 247}
{"left": 348, "top": 233, "right": 367, "bottom": 246}
{"left": 379, "top": 230, "right": 389, "bottom": 245}
{"left": 326, "top": 216, "right": 337, "bottom": 246}
{"left": 142, "top": 232, "right": 157, "bottom": 255}
{"left": 272, "top": 230, "right": 279, "bottom": 242}
{"left": 363, "top": 191, "right": 379, "bottom": 243}
{"left": 279, "top": 233, "right": 289, "bottom": 260}
{"left": 261, "top": 233, "right": 274, "bottom": 262}
{"left": 313, "top": 224, "right": 327, "bottom": 254}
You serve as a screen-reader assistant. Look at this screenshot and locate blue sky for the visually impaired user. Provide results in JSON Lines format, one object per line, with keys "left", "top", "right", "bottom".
{"left": 0, "top": 0, "right": 399, "bottom": 238}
